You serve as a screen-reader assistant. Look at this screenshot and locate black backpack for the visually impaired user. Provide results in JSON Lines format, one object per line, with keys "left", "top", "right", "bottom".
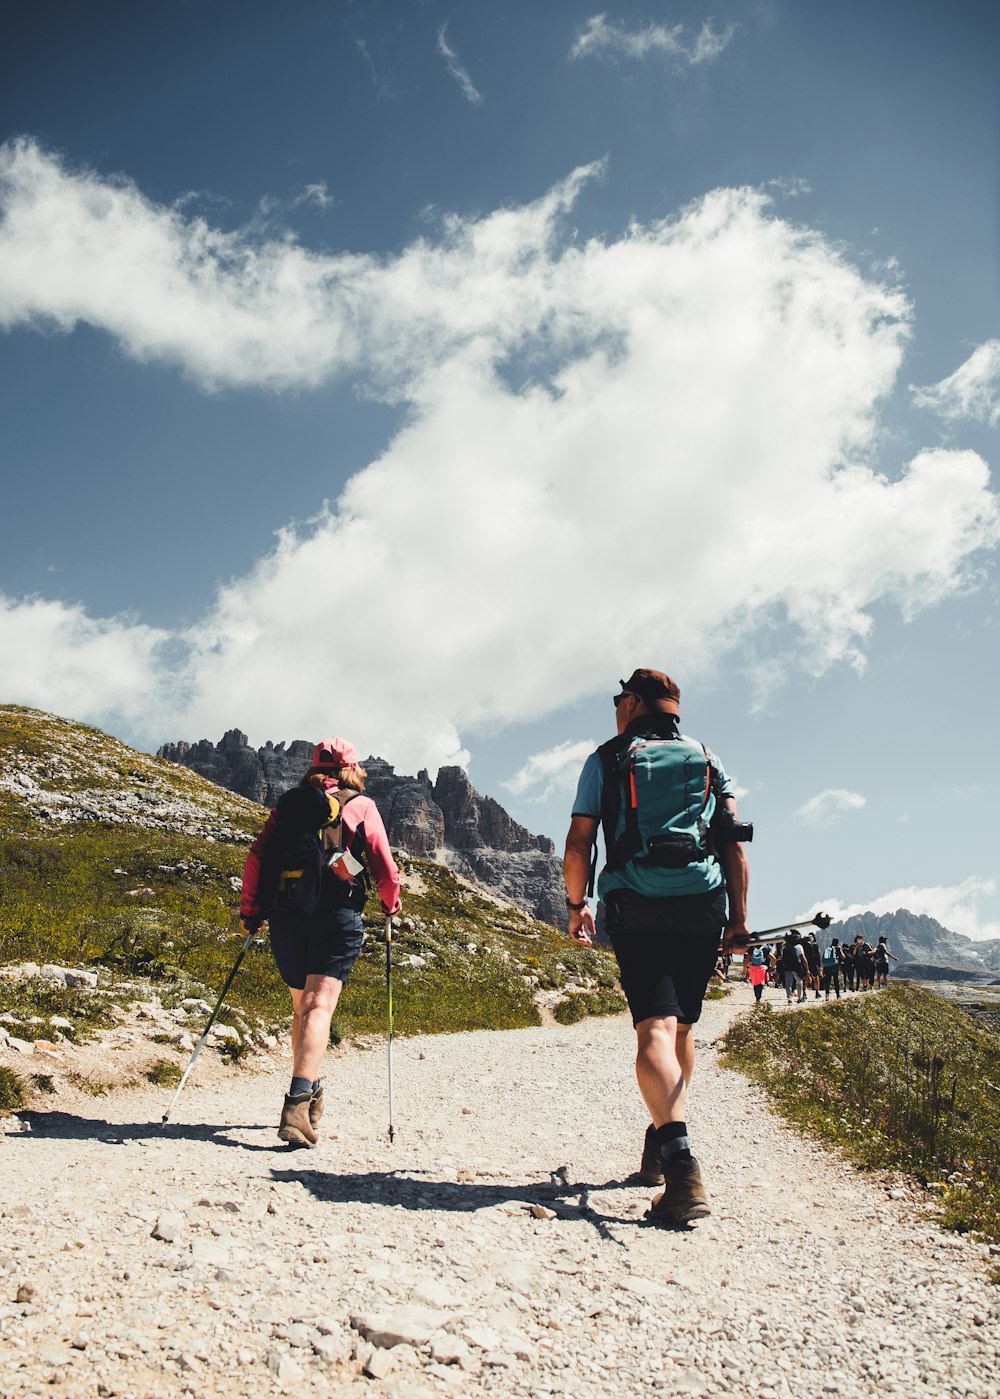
{"left": 257, "top": 784, "right": 360, "bottom": 917}
{"left": 781, "top": 939, "right": 803, "bottom": 972}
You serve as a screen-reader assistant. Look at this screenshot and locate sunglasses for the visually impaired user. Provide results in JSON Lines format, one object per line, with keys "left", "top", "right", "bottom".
{"left": 613, "top": 692, "right": 636, "bottom": 708}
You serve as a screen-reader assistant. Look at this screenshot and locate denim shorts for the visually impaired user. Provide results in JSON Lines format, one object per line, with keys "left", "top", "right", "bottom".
{"left": 268, "top": 907, "right": 366, "bottom": 990}
{"left": 605, "top": 887, "right": 726, "bottom": 1026}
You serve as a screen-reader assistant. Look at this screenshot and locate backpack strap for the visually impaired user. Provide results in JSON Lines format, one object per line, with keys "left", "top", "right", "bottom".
{"left": 587, "top": 735, "right": 629, "bottom": 895}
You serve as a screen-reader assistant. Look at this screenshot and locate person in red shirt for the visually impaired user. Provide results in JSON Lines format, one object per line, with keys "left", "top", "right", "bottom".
{"left": 241, "top": 737, "right": 401, "bottom": 1147}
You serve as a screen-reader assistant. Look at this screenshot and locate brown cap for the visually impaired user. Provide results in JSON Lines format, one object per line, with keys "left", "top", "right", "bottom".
{"left": 618, "top": 668, "right": 681, "bottom": 715}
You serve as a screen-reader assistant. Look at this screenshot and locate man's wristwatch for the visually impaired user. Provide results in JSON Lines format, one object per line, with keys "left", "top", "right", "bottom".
{"left": 565, "top": 897, "right": 587, "bottom": 911}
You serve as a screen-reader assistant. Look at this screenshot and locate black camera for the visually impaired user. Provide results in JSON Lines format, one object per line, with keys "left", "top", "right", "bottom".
{"left": 712, "top": 812, "right": 753, "bottom": 844}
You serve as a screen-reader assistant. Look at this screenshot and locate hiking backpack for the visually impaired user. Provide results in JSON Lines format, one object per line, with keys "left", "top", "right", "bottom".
{"left": 257, "top": 784, "right": 362, "bottom": 917}
{"left": 590, "top": 727, "right": 717, "bottom": 894}
{"left": 822, "top": 944, "right": 839, "bottom": 969}
{"left": 781, "top": 939, "right": 804, "bottom": 973}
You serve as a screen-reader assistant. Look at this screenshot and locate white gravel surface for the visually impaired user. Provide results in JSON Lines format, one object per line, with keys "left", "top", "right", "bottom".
{"left": 2, "top": 991, "right": 998, "bottom": 1398}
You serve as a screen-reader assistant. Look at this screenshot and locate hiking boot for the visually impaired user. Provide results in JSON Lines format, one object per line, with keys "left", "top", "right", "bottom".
{"left": 278, "top": 1092, "right": 318, "bottom": 1148}
{"left": 635, "top": 1123, "right": 665, "bottom": 1186}
{"left": 309, "top": 1082, "right": 324, "bottom": 1129}
{"left": 647, "top": 1156, "right": 711, "bottom": 1226}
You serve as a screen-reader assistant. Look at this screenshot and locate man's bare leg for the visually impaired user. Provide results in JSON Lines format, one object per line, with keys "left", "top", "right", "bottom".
{"left": 635, "top": 1015, "right": 687, "bottom": 1125}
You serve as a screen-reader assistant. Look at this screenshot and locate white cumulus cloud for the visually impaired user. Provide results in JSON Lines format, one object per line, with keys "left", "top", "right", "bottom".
{"left": 503, "top": 741, "right": 597, "bottom": 803}
{"left": 912, "top": 340, "right": 1000, "bottom": 428}
{"left": 808, "top": 875, "right": 1000, "bottom": 943}
{"left": 0, "top": 139, "right": 998, "bottom": 770}
{"left": 796, "top": 789, "right": 867, "bottom": 827}
{"left": 0, "top": 593, "right": 169, "bottom": 735}
{"left": 570, "top": 14, "right": 735, "bottom": 65}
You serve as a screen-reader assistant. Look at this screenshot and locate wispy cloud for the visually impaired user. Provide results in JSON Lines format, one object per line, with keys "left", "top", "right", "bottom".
{"left": 437, "top": 25, "right": 483, "bottom": 105}
{"left": 503, "top": 741, "right": 597, "bottom": 803}
{"left": 293, "top": 182, "right": 335, "bottom": 212}
{"left": 570, "top": 13, "right": 736, "bottom": 66}
{"left": 0, "top": 139, "right": 997, "bottom": 768}
{"left": 912, "top": 340, "right": 1000, "bottom": 428}
{"left": 796, "top": 788, "right": 867, "bottom": 827}
{"left": 810, "top": 875, "right": 1000, "bottom": 943}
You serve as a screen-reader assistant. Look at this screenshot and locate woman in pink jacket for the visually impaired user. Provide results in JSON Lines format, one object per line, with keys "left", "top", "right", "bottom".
{"left": 241, "top": 736, "right": 401, "bottom": 1147}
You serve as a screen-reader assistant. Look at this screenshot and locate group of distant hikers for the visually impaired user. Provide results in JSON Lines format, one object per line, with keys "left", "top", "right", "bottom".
{"left": 741, "top": 930, "right": 897, "bottom": 1004}
{"left": 240, "top": 667, "right": 755, "bottom": 1227}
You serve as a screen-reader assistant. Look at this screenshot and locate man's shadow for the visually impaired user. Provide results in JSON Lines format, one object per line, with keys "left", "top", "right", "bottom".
{"left": 270, "top": 1167, "right": 660, "bottom": 1241}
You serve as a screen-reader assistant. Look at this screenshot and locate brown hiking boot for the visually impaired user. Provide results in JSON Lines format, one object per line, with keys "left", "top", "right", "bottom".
{"left": 278, "top": 1093, "right": 318, "bottom": 1148}
{"left": 646, "top": 1156, "right": 711, "bottom": 1226}
{"left": 308, "top": 1082, "right": 324, "bottom": 1129}
{"left": 635, "top": 1123, "right": 664, "bottom": 1186}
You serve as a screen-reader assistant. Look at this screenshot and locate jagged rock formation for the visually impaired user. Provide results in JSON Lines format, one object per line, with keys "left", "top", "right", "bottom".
{"left": 157, "top": 735, "right": 566, "bottom": 927}
{"left": 830, "top": 908, "right": 1000, "bottom": 977}
{"left": 158, "top": 730, "right": 313, "bottom": 808}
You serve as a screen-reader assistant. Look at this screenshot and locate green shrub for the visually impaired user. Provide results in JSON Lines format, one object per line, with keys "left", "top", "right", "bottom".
{"left": 0, "top": 1064, "right": 25, "bottom": 1112}
{"left": 553, "top": 988, "right": 627, "bottom": 1025}
{"left": 144, "top": 1058, "right": 182, "bottom": 1087}
{"left": 721, "top": 984, "right": 1000, "bottom": 1252}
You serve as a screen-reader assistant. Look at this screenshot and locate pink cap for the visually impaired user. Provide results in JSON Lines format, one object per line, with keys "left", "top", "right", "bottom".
{"left": 311, "top": 736, "right": 358, "bottom": 768}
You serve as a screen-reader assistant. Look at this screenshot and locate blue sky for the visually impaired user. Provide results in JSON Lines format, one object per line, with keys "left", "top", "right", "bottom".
{"left": 1, "top": 0, "right": 998, "bottom": 938}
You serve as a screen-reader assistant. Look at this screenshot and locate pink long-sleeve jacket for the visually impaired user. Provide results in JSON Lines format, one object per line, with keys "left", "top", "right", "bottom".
{"left": 241, "top": 779, "right": 402, "bottom": 919}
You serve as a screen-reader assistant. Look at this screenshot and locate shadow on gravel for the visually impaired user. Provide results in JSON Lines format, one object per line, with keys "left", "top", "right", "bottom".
{"left": 12, "top": 1111, "right": 276, "bottom": 1150}
{"left": 272, "top": 1167, "right": 667, "bottom": 1243}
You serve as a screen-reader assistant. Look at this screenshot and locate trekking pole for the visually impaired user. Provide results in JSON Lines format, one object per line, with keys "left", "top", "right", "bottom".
{"left": 385, "top": 914, "right": 395, "bottom": 1144}
{"left": 734, "top": 912, "right": 832, "bottom": 950}
{"left": 161, "top": 927, "right": 257, "bottom": 1124}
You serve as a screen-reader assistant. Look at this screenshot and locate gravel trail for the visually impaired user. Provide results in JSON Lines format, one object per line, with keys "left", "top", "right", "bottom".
{"left": 2, "top": 990, "right": 998, "bottom": 1398}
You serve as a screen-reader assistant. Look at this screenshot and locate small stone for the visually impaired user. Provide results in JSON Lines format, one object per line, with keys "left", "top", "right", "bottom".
{"left": 351, "top": 1305, "right": 449, "bottom": 1349}
{"left": 463, "top": 1324, "right": 503, "bottom": 1351}
{"left": 152, "top": 1211, "right": 185, "bottom": 1243}
{"left": 431, "top": 1336, "right": 473, "bottom": 1367}
{"left": 65, "top": 969, "right": 99, "bottom": 989}
{"left": 365, "top": 1347, "right": 397, "bottom": 1379}
{"left": 410, "top": 1279, "right": 454, "bottom": 1308}
{"left": 15, "top": 1283, "right": 36, "bottom": 1303}
{"left": 526, "top": 1203, "right": 557, "bottom": 1220}
{"left": 482, "top": 1350, "right": 515, "bottom": 1368}
{"left": 313, "top": 1333, "right": 351, "bottom": 1364}
{"left": 266, "top": 1350, "right": 303, "bottom": 1382}
{"left": 191, "top": 1240, "right": 228, "bottom": 1265}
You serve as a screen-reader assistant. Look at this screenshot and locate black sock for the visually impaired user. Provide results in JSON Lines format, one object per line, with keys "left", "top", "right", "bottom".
{"left": 312, "top": 1079, "right": 322, "bottom": 1095}
{"left": 289, "top": 1075, "right": 313, "bottom": 1098}
{"left": 655, "top": 1120, "right": 692, "bottom": 1165}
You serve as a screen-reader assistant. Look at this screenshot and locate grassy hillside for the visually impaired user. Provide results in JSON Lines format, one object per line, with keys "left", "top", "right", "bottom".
{"left": 721, "top": 984, "right": 1000, "bottom": 1260}
{"left": 0, "top": 706, "right": 624, "bottom": 1043}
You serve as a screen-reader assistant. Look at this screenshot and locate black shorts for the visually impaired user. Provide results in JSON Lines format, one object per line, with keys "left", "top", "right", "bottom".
{"left": 605, "top": 887, "right": 727, "bottom": 1026}
{"left": 268, "top": 907, "right": 366, "bottom": 990}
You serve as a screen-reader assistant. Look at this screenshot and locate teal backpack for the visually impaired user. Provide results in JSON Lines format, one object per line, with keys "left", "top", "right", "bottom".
{"left": 590, "top": 725, "right": 717, "bottom": 893}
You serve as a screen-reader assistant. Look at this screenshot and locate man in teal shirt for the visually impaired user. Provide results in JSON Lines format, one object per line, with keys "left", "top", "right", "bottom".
{"left": 563, "top": 669, "right": 750, "bottom": 1225}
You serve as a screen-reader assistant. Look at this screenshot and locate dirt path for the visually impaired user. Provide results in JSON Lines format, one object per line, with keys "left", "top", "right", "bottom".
{"left": 2, "top": 988, "right": 998, "bottom": 1398}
